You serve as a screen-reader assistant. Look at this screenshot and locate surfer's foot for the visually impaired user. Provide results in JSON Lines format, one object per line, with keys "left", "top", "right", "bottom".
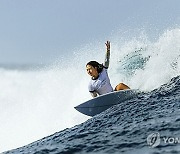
{"left": 114, "top": 83, "right": 130, "bottom": 91}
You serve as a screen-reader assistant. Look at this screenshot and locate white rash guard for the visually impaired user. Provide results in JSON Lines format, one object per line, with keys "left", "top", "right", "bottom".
{"left": 88, "top": 68, "right": 113, "bottom": 96}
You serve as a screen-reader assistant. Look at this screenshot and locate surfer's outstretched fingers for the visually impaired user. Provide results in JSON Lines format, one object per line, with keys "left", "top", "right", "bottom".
{"left": 105, "top": 41, "right": 110, "bottom": 50}
{"left": 115, "top": 83, "right": 130, "bottom": 91}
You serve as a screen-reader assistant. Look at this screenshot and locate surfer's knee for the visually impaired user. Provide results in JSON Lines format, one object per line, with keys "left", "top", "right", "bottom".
{"left": 114, "top": 83, "right": 130, "bottom": 91}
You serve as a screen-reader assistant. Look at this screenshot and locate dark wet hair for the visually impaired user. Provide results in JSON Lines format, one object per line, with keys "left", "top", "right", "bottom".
{"left": 86, "top": 61, "right": 104, "bottom": 73}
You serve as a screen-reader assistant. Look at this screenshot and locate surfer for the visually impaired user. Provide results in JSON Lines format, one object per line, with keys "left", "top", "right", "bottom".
{"left": 86, "top": 41, "right": 130, "bottom": 98}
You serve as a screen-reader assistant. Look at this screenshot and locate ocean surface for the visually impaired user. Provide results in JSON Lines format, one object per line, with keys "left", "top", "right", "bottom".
{"left": 3, "top": 75, "right": 180, "bottom": 154}
{"left": 1, "top": 28, "right": 180, "bottom": 153}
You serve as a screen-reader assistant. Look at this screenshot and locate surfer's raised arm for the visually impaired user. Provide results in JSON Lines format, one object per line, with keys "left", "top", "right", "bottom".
{"left": 104, "top": 41, "right": 110, "bottom": 69}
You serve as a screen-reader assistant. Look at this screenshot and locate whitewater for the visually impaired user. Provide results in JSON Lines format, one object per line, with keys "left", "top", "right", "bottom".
{"left": 1, "top": 28, "right": 180, "bottom": 153}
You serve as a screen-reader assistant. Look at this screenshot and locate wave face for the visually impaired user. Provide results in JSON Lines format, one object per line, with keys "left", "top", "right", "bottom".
{"left": 4, "top": 76, "right": 180, "bottom": 154}
{"left": 2, "top": 28, "right": 180, "bottom": 153}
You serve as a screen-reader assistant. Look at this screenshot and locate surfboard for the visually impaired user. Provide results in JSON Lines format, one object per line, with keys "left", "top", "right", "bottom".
{"left": 74, "top": 89, "right": 138, "bottom": 116}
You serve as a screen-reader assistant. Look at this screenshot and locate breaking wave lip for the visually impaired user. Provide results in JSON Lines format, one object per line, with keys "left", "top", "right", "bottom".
{"left": 1, "top": 27, "right": 180, "bottom": 153}
{"left": 4, "top": 75, "right": 180, "bottom": 154}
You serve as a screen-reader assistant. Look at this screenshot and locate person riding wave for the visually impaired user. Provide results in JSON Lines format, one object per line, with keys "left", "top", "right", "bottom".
{"left": 86, "top": 41, "right": 130, "bottom": 98}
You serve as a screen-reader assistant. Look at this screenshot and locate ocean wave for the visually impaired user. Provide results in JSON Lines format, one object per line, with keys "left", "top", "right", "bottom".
{"left": 1, "top": 28, "right": 180, "bottom": 153}
{"left": 4, "top": 75, "right": 180, "bottom": 154}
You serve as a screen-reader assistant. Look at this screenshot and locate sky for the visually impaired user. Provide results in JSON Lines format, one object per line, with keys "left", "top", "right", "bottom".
{"left": 0, "top": 0, "right": 179, "bottom": 64}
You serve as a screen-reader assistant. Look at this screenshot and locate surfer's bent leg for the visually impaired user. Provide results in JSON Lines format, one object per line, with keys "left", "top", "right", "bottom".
{"left": 114, "top": 83, "right": 130, "bottom": 91}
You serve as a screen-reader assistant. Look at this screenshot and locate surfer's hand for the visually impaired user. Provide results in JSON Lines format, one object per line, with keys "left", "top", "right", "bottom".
{"left": 105, "top": 41, "right": 110, "bottom": 52}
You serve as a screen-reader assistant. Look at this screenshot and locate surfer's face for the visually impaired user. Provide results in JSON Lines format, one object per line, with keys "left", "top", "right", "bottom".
{"left": 86, "top": 65, "right": 98, "bottom": 78}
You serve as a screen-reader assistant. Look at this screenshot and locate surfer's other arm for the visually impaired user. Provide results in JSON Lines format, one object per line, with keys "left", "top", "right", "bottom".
{"left": 90, "top": 91, "right": 98, "bottom": 98}
{"left": 104, "top": 41, "right": 110, "bottom": 69}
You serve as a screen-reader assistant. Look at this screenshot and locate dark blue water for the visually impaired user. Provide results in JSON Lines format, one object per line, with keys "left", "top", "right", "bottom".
{"left": 4, "top": 75, "right": 180, "bottom": 154}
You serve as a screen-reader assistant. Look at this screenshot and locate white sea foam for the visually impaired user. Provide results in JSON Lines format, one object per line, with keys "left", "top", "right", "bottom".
{"left": 0, "top": 28, "right": 180, "bottom": 152}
